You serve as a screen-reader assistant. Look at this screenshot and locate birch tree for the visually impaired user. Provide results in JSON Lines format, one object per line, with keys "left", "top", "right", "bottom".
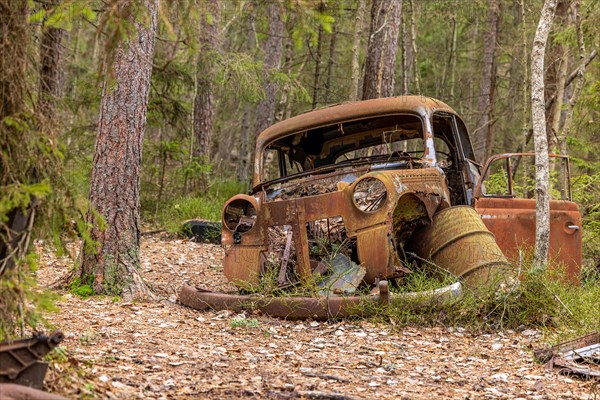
{"left": 531, "top": 0, "right": 558, "bottom": 268}
{"left": 79, "top": 0, "right": 158, "bottom": 299}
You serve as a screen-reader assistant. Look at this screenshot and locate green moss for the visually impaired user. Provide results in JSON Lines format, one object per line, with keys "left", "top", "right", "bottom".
{"left": 68, "top": 276, "right": 95, "bottom": 298}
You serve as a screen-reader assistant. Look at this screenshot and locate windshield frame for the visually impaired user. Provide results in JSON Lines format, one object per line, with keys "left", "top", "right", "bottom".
{"left": 255, "top": 113, "right": 436, "bottom": 188}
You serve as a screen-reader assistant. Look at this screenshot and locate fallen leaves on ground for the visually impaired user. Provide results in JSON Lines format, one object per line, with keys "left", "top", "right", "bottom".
{"left": 36, "top": 234, "right": 598, "bottom": 399}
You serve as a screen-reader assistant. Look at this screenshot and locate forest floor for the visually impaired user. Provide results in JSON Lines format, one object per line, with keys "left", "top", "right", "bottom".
{"left": 36, "top": 233, "right": 598, "bottom": 399}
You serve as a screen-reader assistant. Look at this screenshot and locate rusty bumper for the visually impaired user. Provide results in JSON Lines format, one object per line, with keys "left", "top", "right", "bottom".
{"left": 179, "top": 281, "right": 463, "bottom": 321}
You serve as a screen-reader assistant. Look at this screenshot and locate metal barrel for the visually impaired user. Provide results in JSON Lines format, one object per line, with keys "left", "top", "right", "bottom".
{"left": 411, "top": 206, "right": 512, "bottom": 286}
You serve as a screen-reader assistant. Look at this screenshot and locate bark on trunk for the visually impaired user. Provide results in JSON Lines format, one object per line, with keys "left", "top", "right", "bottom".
{"left": 38, "top": 0, "right": 65, "bottom": 125}
{"left": 80, "top": 0, "right": 158, "bottom": 300}
{"left": 324, "top": 6, "right": 338, "bottom": 104}
{"left": 349, "top": 0, "right": 366, "bottom": 100}
{"left": 447, "top": 15, "right": 458, "bottom": 99}
{"left": 531, "top": 0, "right": 557, "bottom": 268}
{"left": 238, "top": 106, "right": 251, "bottom": 182}
{"left": 362, "top": 0, "right": 402, "bottom": 100}
{"left": 473, "top": 0, "right": 500, "bottom": 163}
{"left": 254, "top": 2, "right": 284, "bottom": 135}
{"left": 0, "top": 0, "right": 27, "bottom": 122}
{"left": 0, "top": 0, "right": 28, "bottom": 275}
{"left": 312, "top": 1, "right": 325, "bottom": 109}
{"left": 192, "top": 0, "right": 219, "bottom": 162}
{"left": 409, "top": 0, "right": 420, "bottom": 94}
{"left": 401, "top": 4, "right": 411, "bottom": 94}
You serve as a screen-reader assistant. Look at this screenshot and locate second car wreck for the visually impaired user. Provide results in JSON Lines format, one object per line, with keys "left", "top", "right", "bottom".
{"left": 180, "top": 96, "right": 582, "bottom": 319}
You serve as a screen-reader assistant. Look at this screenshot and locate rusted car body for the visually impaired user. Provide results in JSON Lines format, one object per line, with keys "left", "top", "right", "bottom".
{"left": 180, "top": 96, "right": 582, "bottom": 318}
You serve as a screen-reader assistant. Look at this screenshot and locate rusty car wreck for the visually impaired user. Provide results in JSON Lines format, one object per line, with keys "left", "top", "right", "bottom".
{"left": 180, "top": 96, "right": 582, "bottom": 319}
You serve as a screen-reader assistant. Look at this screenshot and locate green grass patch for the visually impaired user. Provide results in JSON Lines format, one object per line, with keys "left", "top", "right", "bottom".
{"left": 381, "top": 262, "right": 600, "bottom": 341}
{"left": 147, "top": 179, "right": 246, "bottom": 231}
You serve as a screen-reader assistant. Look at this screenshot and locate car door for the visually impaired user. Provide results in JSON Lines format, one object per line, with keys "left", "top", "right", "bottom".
{"left": 473, "top": 153, "right": 582, "bottom": 280}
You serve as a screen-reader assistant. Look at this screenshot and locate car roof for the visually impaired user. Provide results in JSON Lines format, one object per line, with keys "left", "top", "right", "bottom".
{"left": 255, "top": 96, "right": 457, "bottom": 151}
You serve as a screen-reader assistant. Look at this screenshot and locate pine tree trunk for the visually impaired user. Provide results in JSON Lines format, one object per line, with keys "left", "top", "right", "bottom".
{"left": 38, "top": 0, "right": 64, "bottom": 126}
{"left": 192, "top": 0, "right": 219, "bottom": 163}
{"left": 0, "top": 0, "right": 28, "bottom": 276}
{"left": 409, "top": 0, "right": 420, "bottom": 94}
{"left": 324, "top": 4, "right": 338, "bottom": 104}
{"left": 401, "top": 4, "right": 411, "bottom": 95}
{"left": 312, "top": 1, "right": 325, "bottom": 109}
{"left": 531, "top": 0, "right": 557, "bottom": 268}
{"left": 349, "top": 0, "right": 366, "bottom": 100}
{"left": 362, "top": 0, "right": 402, "bottom": 100}
{"left": 0, "top": 0, "right": 27, "bottom": 122}
{"left": 254, "top": 2, "right": 284, "bottom": 135}
{"left": 238, "top": 107, "right": 251, "bottom": 183}
{"left": 473, "top": 0, "right": 500, "bottom": 163}
{"left": 80, "top": 0, "right": 158, "bottom": 300}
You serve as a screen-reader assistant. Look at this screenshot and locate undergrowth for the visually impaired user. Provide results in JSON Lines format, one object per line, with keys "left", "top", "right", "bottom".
{"left": 145, "top": 179, "right": 246, "bottom": 231}
{"left": 381, "top": 261, "right": 600, "bottom": 342}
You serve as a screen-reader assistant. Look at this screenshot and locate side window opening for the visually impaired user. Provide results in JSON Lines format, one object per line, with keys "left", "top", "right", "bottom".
{"left": 480, "top": 155, "right": 572, "bottom": 200}
{"left": 454, "top": 117, "right": 476, "bottom": 162}
{"left": 433, "top": 113, "right": 466, "bottom": 205}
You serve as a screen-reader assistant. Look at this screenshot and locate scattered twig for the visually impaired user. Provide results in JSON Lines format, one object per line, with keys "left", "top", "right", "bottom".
{"left": 301, "top": 371, "right": 350, "bottom": 383}
{"left": 295, "top": 390, "right": 363, "bottom": 400}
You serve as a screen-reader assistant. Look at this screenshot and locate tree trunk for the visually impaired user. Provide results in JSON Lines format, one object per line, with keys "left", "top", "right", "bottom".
{"left": 312, "top": 1, "right": 325, "bottom": 109}
{"left": 362, "top": 0, "right": 402, "bottom": 100}
{"left": 349, "top": 0, "right": 366, "bottom": 100}
{"left": 473, "top": 0, "right": 500, "bottom": 163}
{"left": 79, "top": 0, "right": 158, "bottom": 300}
{"left": 276, "top": 37, "right": 293, "bottom": 123}
{"left": 447, "top": 14, "right": 458, "bottom": 100}
{"left": 531, "top": 0, "right": 557, "bottom": 268}
{"left": 409, "top": 0, "right": 420, "bottom": 94}
{"left": 193, "top": 0, "right": 219, "bottom": 163}
{"left": 324, "top": 3, "right": 338, "bottom": 104}
{"left": 0, "top": 0, "right": 27, "bottom": 122}
{"left": 38, "top": 0, "right": 65, "bottom": 126}
{"left": 0, "top": 0, "right": 28, "bottom": 272}
{"left": 401, "top": 3, "right": 411, "bottom": 94}
{"left": 254, "top": 2, "right": 284, "bottom": 135}
{"left": 238, "top": 106, "right": 251, "bottom": 183}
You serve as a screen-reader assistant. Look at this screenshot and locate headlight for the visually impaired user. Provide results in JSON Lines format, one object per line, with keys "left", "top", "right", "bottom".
{"left": 353, "top": 177, "right": 388, "bottom": 213}
{"left": 223, "top": 197, "right": 257, "bottom": 232}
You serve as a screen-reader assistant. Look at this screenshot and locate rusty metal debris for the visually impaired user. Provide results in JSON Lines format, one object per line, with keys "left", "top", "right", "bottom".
{"left": 180, "top": 96, "right": 582, "bottom": 319}
{"left": 0, "top": 331, "right": 64, "bottom": 389}
{"left": 534, "top": 332, "right": 600, "bottom": 380}
{"left": 411, "top": 206, "right": 512, "bottom": 286}
{"left": 317, "top": 254, "right": 366, "bottom": 296}
{"left": 179, "top": 281, "right": 463, "bottom": 320}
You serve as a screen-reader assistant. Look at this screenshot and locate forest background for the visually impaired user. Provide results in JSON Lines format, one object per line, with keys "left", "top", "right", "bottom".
{"left": 0, "top": 0, "right": 599, "bottom": 339}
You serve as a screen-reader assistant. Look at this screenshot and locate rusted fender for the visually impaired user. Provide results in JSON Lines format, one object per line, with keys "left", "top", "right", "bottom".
{"left": 179, "top": 281, "right": 463, "bottom": 321}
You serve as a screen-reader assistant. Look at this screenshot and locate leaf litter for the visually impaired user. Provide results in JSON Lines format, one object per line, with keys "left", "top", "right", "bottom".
{"left": 35, "top": 234, "right": 597, "bottom": 399}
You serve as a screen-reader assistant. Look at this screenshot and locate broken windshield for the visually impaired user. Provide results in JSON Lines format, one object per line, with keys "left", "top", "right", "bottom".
{"left": 260, "top": 114, "right": 426, "bottom": 184}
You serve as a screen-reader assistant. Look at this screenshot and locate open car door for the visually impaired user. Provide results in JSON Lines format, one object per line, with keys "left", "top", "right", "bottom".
{"left": 473, "top": 153, "right": 582, "bottom": 280}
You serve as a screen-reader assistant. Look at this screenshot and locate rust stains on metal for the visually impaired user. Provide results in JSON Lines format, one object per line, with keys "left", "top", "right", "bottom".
{"left": 179, "top": 281, "right": 464, "bottom": 321}
{"left": 411, "top": 206, "right": 512, "bottom": 286}
{"left": 474, "top": 153, "right": 582, "bottom": 280}
{"left": 0, "top": 331, "right": 64, "bottom": 389}
{"left": 222, "top": 168, "right": 451, "bottom": 288}
{"left": 180, "top": 96, "right": 583, "bottom": 320}
{"left": 534, "top": 332, "right": 600, "bottom": 380}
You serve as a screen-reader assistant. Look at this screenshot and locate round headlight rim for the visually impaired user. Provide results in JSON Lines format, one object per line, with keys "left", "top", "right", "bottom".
{"left": 351, "top": 176, "right": 389, "bottom": 214}
{"left": 222, "top": 196, "right": 258, "bottom": 233}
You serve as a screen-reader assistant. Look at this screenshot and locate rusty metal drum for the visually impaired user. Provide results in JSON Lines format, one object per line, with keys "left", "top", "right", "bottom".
{"left": 411, "top": 206, "right": 512, "bottom": 286}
